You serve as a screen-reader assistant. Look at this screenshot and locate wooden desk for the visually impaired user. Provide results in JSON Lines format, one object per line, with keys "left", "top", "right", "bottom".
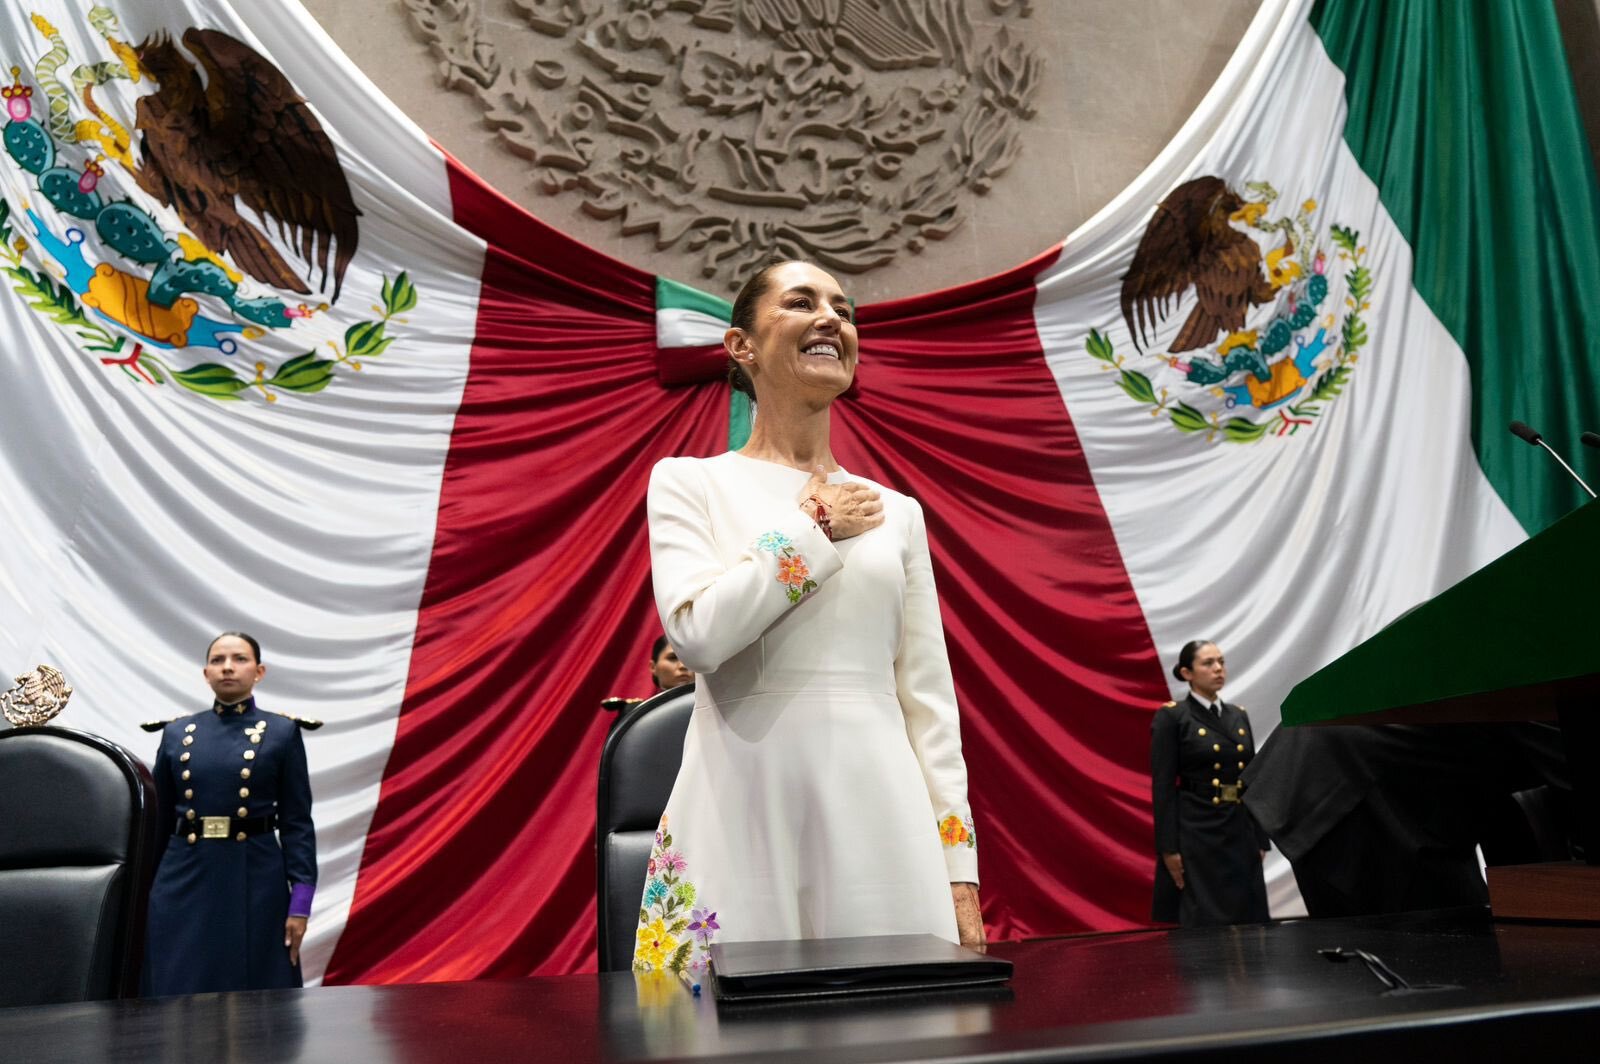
{"left": 3, "top": 911, "right": 1598, "bottom": 1063}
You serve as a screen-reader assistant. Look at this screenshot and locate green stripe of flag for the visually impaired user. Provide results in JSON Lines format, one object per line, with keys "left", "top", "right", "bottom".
{"left": 654, "top": 276, "right": 749, "bottom": 450}
{"left": 655, "top": 276, "right": 733, "bottom": 320}
{"left": 1311, "top": 0, "right": 1600, "bottom": 533}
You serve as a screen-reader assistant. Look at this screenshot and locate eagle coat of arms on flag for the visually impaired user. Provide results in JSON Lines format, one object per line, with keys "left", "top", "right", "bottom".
{"left": 1, "top": 7, "right": 419, "bottom": 403}
{"left": 1084, "top": 175, "right": 1374, "bottom": 442}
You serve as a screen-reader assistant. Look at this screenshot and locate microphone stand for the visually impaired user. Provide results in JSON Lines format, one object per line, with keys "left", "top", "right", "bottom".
{"left": 1510, "top": 421, "right": 1597, "bottom": 499}
{"left": 1534, "top": 438, "right": 1596, "bottom": 499}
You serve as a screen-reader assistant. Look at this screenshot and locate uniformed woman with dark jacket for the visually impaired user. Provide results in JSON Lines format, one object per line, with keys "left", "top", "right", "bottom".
{"left": 142, "top": 632, "right": 317, "bottom": 995}
{"left": 1151, "top": 640, "right": 1269, "bottom": 926}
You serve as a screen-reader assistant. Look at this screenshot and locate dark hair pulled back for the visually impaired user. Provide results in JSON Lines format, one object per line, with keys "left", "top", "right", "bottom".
{"left": 1172, "top": 639, "right": 1214, "bottom": 682}
{"left": 207, "top": 631, "right": 263, "bottom": 664}
{"left": 725, "top": 257, "right": 804, "bottom": 402}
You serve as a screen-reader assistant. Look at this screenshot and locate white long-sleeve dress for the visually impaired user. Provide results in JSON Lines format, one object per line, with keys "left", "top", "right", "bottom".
{"left": 633, "top": 451, "right": 978, "bottom": 974}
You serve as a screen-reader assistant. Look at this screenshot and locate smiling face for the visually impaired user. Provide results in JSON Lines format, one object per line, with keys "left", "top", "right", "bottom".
{"left": 203, "top": 635, "right": 266, "bottom": 704}
{"left": 1182, "top": 643, "right": 1226, "bottom": 701}
{"left": 725, "top": 261, "right": 858, "bottom": 403}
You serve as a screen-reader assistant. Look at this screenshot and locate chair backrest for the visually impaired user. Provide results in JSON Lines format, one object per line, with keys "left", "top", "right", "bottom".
{"left": 595, "top": 685, "right": 694, "bottom": 972}
{"left": 0, "top": 726, "right": 160, "bottom": 1006}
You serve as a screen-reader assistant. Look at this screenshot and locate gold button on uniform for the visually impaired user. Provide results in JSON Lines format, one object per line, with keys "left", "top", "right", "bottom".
{"left": 244, "top": 750, "right": 255, "bottom": 760}
{"left": 239, "top": 787, "right": 250, "bottom": 798}
{"left": 182, "top": 770, "right": 191, "bottom": 780}
{"left": 1238, "top": 728, "right": 1246, "bottom": 736}
{"left": 1237, "top": 744, "right": 1245, "bottom": 752}
{"left": 1238, "top": 761, "right": 1246, "bottom": 769}
{"left": 182, "top": 735, "right": 193, "bottom": 746}
{"left": 1213, "top": 762, "right": 1221, "bottom": 770}
{"left": 1212, "top": 796, "right": 1221, "bottom": 806}
{"left": 184, "top": 789, "right": 193, "bottom": 800}
{"left": 186, "top": 833, "right": 197, "bottom": 844}
{"left": 184, "top": 723, "right": 196, "bottom": 733}
{"left": 240, "top": 768, "right": 251, "bottom": 779}
{"left": 250, "top": 734, "right": 261, "bottom": 744}
{"left": 180, "top": 752, "right": 190, "bottom": 762}
{"left": 236, "top": 832, "right": 247, "bottom": 842}
{"left": 1197, "top": 727, "right": 1207, "bottom": 736}
{"left": 1212, "top": 744, "right": 1221, "bottom": 753}
{"left": 1211, "top": 778, "right": 1220, "bottom": 787}
{"left": 236, "top": 806, "right": 249, "bottom": 818}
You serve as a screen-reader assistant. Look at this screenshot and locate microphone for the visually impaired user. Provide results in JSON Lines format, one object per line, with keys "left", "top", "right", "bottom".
{"left": 1582, "top": 431, "right": 1600, "bottom": 450}
{"left": 1509, "top": 421, "right": 1597, "bottom": 499}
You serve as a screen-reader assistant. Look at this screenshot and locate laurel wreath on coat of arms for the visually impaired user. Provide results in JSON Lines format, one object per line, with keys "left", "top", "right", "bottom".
{"left": 0, "top": 8, "right": 417, "bottom": 403}
{"left": 1086, "top": 176, "right": 1373, "bottom": 442}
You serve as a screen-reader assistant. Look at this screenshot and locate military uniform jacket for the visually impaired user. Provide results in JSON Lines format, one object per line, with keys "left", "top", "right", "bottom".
{"left": 1150, "top": 694, "right": 1269, "bottom": 926}
{"left": 143, "top": 698, "right": 316, "bottom": 995}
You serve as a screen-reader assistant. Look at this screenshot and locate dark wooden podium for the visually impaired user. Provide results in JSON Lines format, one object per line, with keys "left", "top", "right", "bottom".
{"left": 1280, "top": 499, "right": 1600, "bottom": 920}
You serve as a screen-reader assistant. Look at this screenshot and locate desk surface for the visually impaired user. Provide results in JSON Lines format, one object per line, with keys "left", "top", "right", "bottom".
{"left": 4, "top": 910, "right": 1599, "bottom": 1063}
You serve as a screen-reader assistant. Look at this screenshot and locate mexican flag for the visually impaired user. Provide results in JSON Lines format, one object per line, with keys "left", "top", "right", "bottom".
{"left": 0, "top": 0, "right": 1594, "bottom": 985}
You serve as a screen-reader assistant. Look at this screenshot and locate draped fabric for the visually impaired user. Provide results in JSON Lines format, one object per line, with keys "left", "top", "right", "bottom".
{"left": 0, "top": 0, "right": 481, "bottom": 983}
{"left": 4, "top": 0, "right": 1597, "bottom": 986}
{"left": 323, "top": 166, "right": 729, "bottom": 980}
{"left": 1309, "top": 0, "right": 1600, "bottom": 533}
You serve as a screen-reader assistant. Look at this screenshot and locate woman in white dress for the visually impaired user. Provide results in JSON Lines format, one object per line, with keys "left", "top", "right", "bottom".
{"left": 634, "top": 260, "right": 983, "bottom": 975}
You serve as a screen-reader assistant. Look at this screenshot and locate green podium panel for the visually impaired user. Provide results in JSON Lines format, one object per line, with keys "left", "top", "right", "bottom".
{"left": 1282, "top": 500, "right": 1600, "bottom": 727}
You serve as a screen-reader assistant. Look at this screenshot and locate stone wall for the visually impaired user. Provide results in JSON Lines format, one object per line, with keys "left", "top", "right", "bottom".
{"left": 303, "top": 0, "right": 1600, "bottom": 303}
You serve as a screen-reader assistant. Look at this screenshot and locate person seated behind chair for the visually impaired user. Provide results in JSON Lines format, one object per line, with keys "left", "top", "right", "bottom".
{"left": 142, "top": 632, "right": 316, "bottom": 995}
{"left": 1151, "top": 639, "right": 1270, "bottom": 927}
{"left": 648, "top": 635, "right": 694, "bottom": 692}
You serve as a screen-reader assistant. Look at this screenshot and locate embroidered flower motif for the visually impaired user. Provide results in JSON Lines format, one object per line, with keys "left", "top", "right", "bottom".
{"left": 776, "top": 554, "right": 811, "bottom": 588}
{"left": 938, "top": 813, "right": 977, "bottom": 849}
{"left": 636, "top": 918, "right": 678, "bottom": 970}
{"left": 688, "top": 908, "right": 720, "bottom": 946}
{"left": 634, "top": 814, "right": 717, "bottom": 974}
{"left": 752, "top": 530, "right": 820, "bottom": 604}
{"left": 754, "top": 531, "right": 793, "bottom": 554}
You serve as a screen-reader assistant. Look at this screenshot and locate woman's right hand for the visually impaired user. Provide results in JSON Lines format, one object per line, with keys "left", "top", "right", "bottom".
{"left": 800, "top": 465, "right": 884, "bottom": 540}
{"left": 1162, "top": 852, "right": 1185, "bottom": 890}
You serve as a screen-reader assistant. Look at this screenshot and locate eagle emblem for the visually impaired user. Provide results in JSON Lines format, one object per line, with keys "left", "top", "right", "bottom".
{"left": 1, "top": 8, "right": 416, "bottom": 403}
{"left": 1084, "top": 175, "right": 1374, "bottom": 443}
{"left": 132, "top": 28, "right": 359, "bottom": 303}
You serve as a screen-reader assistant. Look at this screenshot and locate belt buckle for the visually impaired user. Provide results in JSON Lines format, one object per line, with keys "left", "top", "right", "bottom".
{"left": 1220, "top": 783, "right": 1241, "bottom": 803}
{"left": 201, "top": 816, "right": 230, "bottom": 839}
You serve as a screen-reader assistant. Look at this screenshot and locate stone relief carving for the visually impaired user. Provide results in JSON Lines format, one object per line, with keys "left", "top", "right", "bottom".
{"left": 404, "top": 0, "right": 1040, "bottom": 287}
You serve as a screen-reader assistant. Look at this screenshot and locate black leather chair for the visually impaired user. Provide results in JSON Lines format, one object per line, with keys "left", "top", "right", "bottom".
{"left": 0, "top": 725, "right": 161, "bottom": 1006}
{"left": 595, "top": 684, "right": 694, "bottom": 972}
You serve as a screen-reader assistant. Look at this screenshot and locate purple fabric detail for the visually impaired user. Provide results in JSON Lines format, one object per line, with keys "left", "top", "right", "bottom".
{"left": 289, "top": 882, "right": 315, "bottom": 918}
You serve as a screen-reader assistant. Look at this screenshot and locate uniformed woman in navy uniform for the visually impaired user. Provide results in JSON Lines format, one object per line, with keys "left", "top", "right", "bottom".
{"left": 1150, "top": 640, "right": 1269, "bottom": 926}
{"left": 142, "top": 632, "right": 317, "bottom": 995}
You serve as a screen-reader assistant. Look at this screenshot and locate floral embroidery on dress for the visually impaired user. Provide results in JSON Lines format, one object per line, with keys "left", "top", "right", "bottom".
{"left": 938, "top": 813, "right": 977, "bottom": 849}
{"left": 752, "top": 530, "right": 818, "bottom": 604}
{"left": 634, "top": 814, "right": 716, "bottom": 974}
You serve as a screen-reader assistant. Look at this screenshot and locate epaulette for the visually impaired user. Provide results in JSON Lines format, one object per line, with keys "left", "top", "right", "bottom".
{"left": 265, "top": 710, "right": 323, "bottom": 730}
{"left": 139, "top": 715, "right": 184, "bottom": 733}
{"left": 1161, "top": 701, "right": 1177, "bottom": 708}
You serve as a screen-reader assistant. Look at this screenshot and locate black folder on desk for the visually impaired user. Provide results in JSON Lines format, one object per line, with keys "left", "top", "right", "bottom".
{"left": 708, "top": 934, "right": 1012, "bottom": 1002}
